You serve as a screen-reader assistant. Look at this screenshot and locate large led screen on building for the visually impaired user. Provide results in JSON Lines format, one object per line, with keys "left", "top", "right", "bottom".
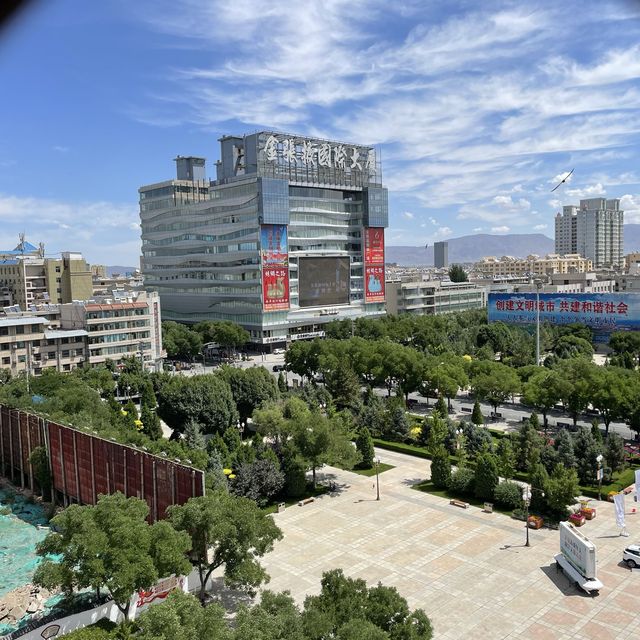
{"left": 488, "top": 292, "right": 640, "bottom": 333}
{"left": 298, "top": 257, "right": 350, "bottom": 307}
{"left": 261, "top": 224, "right": 290, "bottom": 311}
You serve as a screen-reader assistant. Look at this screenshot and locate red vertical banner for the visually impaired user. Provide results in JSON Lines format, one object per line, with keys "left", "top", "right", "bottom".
{"left": 364, "top": 227, "right": 385, "bottom": 302}
{"left": 261, "top": 224, "right": 290, "bottom": 311}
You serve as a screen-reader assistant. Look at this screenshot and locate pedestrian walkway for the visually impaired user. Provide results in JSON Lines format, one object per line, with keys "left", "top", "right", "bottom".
{"left": 261, "top": 447, "right": 640, "bottom": 640}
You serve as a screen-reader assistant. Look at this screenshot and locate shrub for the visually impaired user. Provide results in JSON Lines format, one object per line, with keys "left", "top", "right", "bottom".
{"left": 494, "top": 480, "right": 523, "bottom": 509}
{"left": 448, "top": 467, "right": 475, "bottom": 496}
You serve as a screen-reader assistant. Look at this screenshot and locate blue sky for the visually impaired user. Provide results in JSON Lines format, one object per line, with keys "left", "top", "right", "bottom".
{"left": 1, "top": 0, "right": 640, "bottom": 265}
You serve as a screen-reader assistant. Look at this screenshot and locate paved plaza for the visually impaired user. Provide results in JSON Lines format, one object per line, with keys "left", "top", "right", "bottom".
{"left": 262, "top": 448, "right": 640, "bottom": 640}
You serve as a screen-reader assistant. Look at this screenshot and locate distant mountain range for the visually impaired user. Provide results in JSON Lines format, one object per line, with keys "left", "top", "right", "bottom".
{"left": 386, "top": 233, "right": 554, "bottom": 265}
{"left": 104, "top": 224, "right": 640, "bottom": 272}
{"left": 386, "top": 225, "right": 640, "bottom": 266}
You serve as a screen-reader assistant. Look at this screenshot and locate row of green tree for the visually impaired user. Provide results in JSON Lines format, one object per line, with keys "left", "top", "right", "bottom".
{"left": 421, "top": 403, "right": 627, "bottom": 517}
{"left": 37, "top": 492, "right": 432, "bottom": 640}
{"left": 162, "top": 320, "right": 250, "bottom": 360}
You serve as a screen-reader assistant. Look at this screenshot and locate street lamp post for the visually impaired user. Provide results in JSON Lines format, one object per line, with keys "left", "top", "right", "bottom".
{"left": 523, "top": 484, "right": 544, "bottom": 547}
{"left": 375, "top": 458, "right": 380, "bottom": 501}
{"left": 236, "top": 420, "right": 245, "bottom": 439}
{"left": 596, "top": 454, "right": 604, "bottom": 501}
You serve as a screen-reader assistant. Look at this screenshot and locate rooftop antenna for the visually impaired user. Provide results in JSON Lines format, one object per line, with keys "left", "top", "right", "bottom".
{"left": 18, "top": 232, "right": 25, "bottom": 253}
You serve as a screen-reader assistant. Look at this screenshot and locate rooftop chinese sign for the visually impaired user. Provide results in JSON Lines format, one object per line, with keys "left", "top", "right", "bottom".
{"left": 488, "top": 292, "right": 640, "bottom": 333}
{"left": 256, "top": 132, "right": 377, "bottom": 188}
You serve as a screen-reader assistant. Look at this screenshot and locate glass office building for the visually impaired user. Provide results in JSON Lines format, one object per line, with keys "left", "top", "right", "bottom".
{"left": 139, "top": 133, "right": 388, "bottom": 346}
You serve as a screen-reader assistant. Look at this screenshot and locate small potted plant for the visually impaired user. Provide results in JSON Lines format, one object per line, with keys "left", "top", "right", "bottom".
{"left": 581, "top": 506, "right": 596, "bottom": 520}
{"left": 569, "top": 512, "right": 586, "bottom": 527}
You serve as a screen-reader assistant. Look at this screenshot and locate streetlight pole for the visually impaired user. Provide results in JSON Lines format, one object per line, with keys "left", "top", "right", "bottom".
{"left": 375, "top": 458, "right": 380, "bottom": 501}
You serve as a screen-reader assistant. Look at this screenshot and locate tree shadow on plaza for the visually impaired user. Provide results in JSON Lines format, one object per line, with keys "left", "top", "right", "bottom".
{"left": 400, "top": 477, "right": 425, "bottom": 488}
{"left": 205, "top": 576, "right": 255, "bottom": 613}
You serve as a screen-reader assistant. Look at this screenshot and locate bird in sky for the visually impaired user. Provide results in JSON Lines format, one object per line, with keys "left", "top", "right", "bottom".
{"left": 551, "top": 168, "right": 574, "bottom": 192}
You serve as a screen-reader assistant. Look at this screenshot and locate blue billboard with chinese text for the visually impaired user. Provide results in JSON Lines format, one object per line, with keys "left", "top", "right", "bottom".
{"left": 488, "top": 293, "right": 640, "bottom": 335}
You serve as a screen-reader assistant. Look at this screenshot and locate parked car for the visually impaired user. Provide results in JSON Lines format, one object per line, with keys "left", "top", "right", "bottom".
{"left": 623, "top": 544, "right": 640, "bottom": 568}
{"left": 272, "top": 364, "right": 286, "bottom": 372}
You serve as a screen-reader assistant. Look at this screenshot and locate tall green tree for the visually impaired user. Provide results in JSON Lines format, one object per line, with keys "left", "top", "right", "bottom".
{"left": 430, "top": 445, "right": 451, "bottom": 489}
{"left": 355, "top": 427, "right": 375, "bottom": 469}
{"left": 135, "top": 589, "right": 230, "bottom": 640}
{"left": 474, "top": 452, "right": 499, "bottom": 500}
{"left": 167, "top": 493, "right": 283, "bottom": 604}
{"left": 162, "top": 321, "right": 202, "bottom": 360}
{"left": 448, "top": 264, "right": 468, "bottom": 282}
{"left": 293, "top": 413, "right": 360, "bottom": 487}
{"left": 591, "top": 367, "right": 626, "bottom": 436}
{"left": 573, "top": 426, "right": 602, "bottom": 485}
{"left": 140, "top": 403, "right": 163, "bottom": 440}
{"left": 34, "top": 493, "right": 191, "bottom": 618}
{"left": 301, "top": 569, "right": 432, "bottom": 640}
{"left": 156, "top": 374, "right": 238, "bottom": 434}
{"left": 219, "top": 366, "right": 279, "bottom": 421}
{"left": 470, "top": 361, "right": 520, "bottom": 413}
{"left": 545, "top": 463, "right": 579, "bottom": 519}
{"left": 496, "top": 437, "right": 516, "bottom": 480}
{"left": 554, "top": 429, "right": 576, "bottom": 469}
{"left": 522, "top": 369, "right": 566, "bottom": 431}
{"left": 516, "top": 419, "right": 543, "bottom": 473}
{"left": 605, "top": 432, "right": 626, "bottom": 473}
{"left": 471, "top": 400, "right": 484, "bottom": 426}
{"left": 555, "top": 358, "right": 598, "bottom": 427}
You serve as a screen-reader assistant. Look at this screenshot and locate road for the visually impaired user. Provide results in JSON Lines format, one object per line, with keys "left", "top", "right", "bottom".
{"left": 171, "top": 353, "right": 636, "bottom": 440}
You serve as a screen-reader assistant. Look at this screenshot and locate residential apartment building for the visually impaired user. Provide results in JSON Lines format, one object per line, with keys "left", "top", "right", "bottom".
{"left": 386, "top": 279, "right": 486, "bottom": 316}
{"left": 60, "top": 291, "right": 163, "bottom": 369}
{"left": 554, "top": 198, "right": 624, "bottom": 269}
{"left": 0, "top": 291, "right": 164, "bottom": 375}
{"left": 0, "top": 240, "right": 92, "bottom": 308}
{"left": 472, "top": 253, "right": 592, "bottom": 278}
{"left": 0, "top": 316, "right": 87, "bottom": 376}
{"left": 140, "top": 132, "right": 388, "bottom": 346}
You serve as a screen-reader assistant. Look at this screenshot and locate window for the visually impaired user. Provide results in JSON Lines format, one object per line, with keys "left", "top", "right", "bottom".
{"left": 15, "top": 326, "right": 24, "bottom": 335}
{"left": 63, "top": 364, "right": 71, "bottom": 371}
{"left": 2, "top": 357, "right": 9, "bottom": 365}
{"left": 62, "top": 350, "right": 70, "bottom": 357}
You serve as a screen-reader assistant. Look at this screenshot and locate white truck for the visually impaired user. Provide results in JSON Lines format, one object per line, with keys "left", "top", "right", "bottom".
{"left": 555, "top": 521, "right": 603, "bottom": 594}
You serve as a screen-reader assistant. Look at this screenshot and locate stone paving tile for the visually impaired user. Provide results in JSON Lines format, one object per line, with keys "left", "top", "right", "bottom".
{"left": 259, "top": 448, "right": 640, "bottom": 639}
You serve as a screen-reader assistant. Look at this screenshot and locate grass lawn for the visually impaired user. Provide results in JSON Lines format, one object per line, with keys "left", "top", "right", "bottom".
{"left": 412, "top": 478, "right": 513, "bottom": 516}
{"left": 262, "top": 485, "right": 329, "bottom": 514}
{"left": 350, "top": 463, "right": 394, "bottom": 477}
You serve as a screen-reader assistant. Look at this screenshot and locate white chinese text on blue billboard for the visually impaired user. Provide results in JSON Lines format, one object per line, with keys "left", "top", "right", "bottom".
{"left": 488, "top": 293, "right": 640, "bottom": 333}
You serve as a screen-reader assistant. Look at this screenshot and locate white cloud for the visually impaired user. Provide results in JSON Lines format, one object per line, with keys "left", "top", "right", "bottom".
{"left": 433, "top": 226, "right": 452, "bottom": 239}
{"left": 491, "top": 226, "right": 510, "bottom": 233}
{"left": 401, "top": 211, "right": 415, "bottom": 220}
{"left": 533, "top": 224, "right": 548, "bottom": 230}
{"left": 549, "top": 199, "right": 562, "bottom": 209}
{"left": 565, "top": 183, "right": 606, "bottom": 198}
{"left": 491, "top": 195, "right": 531, "bottom": 211}
{"left": 52, "top": 146, "right": 69, "bottom": 153}
{"left": 473, "top": 227, "right": 483, "bottom": 232}
{"left": 0, "top": 193, "right": 140, "bottom": 265}
{"left": 621, "top": 194, "right": 640, "bottom": 224}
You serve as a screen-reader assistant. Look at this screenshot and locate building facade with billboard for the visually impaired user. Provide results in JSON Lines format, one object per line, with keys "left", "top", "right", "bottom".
{"left": 139, "top": 133, "right": 388, "bottom": 345}
{"left": 488, "top": 292, "right": 640, "bottom": 339}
